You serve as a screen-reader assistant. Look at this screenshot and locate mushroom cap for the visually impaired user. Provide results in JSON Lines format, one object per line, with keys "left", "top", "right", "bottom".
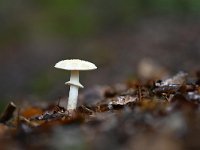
{"left": 55, "top": 59, "right": 97, "bottom": 71}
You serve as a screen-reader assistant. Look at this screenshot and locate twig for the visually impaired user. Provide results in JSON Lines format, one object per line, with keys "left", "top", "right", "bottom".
{"left": 138, "top": 85, "right": 142, "bottom": 101}
{"left": 0, "top": 102, "right": 16, "bottom": 123}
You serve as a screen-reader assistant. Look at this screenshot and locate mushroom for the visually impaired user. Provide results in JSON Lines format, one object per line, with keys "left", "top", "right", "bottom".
{"left": 55, "top": 59, "right": 97, "bottom": 110}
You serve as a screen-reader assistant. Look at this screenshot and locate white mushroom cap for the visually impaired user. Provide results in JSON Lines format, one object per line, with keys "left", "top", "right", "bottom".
{"left": 55, "top": 59, "right": 97, "bottom": 71}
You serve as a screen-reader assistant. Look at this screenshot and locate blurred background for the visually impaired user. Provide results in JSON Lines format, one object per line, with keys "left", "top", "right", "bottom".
{"left": 0, "top": 0, "right": 200, "bottom": 106}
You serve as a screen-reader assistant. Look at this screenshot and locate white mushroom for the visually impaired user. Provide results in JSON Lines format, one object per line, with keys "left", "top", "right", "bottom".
{"left": 55, "top": 59, "right": 97, "bottom": 110}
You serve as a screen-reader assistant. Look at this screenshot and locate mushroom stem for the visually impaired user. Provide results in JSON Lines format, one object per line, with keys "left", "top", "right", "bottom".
{"left": 67, "top": 71, "right": 80, "bottom": 110}
{"left": 69, "top": 70, "right": 80, "bottom": 85}
{"left": 68, "top": 84, "right": 79, "bottom": 110}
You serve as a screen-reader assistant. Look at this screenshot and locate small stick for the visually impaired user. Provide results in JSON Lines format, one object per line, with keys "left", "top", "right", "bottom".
{"left": 0, "top": 102, "right": 16, "bottom": 123}
{"left": 138, "top": 85, "right": 142, "bottom": 101}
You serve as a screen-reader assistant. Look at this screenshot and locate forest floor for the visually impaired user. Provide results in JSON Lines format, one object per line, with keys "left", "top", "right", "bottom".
{"left": 0, "top": 71, "right": 200, "bottom": 150}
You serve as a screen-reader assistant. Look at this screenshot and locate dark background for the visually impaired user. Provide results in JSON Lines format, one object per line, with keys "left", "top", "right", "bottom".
{"left": 0, "top": 0, "right": 200, "bottom": 108}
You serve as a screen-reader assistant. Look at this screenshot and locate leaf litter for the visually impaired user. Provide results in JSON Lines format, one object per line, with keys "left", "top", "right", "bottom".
{"left": 0, "top": 72, "right": 200, "bottom": 150}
